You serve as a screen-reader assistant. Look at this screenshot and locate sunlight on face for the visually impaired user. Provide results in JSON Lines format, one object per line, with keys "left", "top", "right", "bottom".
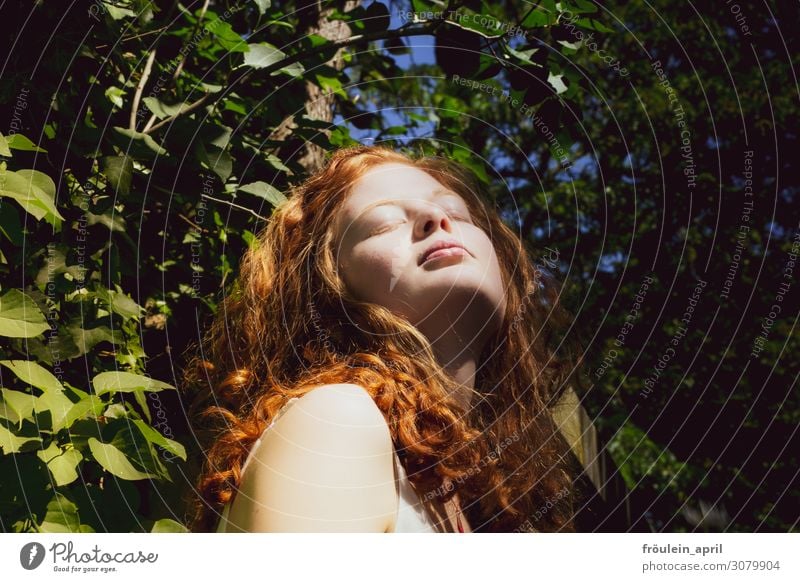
{"left": 332, "top": 162, "right": 507, "bottom": 343}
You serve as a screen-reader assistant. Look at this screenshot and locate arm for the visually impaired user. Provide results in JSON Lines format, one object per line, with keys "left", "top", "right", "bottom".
{"left": 225, "top": 383, "right": 398, "bottom": 532}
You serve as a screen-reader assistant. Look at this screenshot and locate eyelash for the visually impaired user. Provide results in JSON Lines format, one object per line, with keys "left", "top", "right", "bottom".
{"left": 369, "top": 211, "right": 471, "bottom": 236}
{"left": 371, "top": 221, "right": 405, "bottom": 235}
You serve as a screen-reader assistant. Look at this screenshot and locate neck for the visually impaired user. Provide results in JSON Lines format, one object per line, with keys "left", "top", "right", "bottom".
{"left": 425, "top": 327, "right": 483, "bottom": 411}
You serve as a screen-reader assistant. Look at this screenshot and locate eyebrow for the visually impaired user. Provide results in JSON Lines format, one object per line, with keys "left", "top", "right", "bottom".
{"left": 356, "top": 189, "right": 465, "bottom": 216}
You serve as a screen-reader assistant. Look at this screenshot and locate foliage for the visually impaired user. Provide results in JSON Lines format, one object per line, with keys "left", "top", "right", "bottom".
{"left": 0, "top": 0, "right": 795, "bottom": 532}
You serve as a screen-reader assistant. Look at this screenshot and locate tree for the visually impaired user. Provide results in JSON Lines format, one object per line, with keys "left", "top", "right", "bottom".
{"left": 0, "top": 0, "right": 795, "bottom": 532}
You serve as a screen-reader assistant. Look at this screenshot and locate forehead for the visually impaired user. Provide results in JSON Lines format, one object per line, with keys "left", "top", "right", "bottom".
{"left": 340, "top": 162, "right": 459, "bottom": 217}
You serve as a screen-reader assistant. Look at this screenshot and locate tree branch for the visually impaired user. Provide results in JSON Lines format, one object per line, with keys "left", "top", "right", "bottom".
{"left": 200, "top": 192, "right": 269, "bottom": 222}
{"left": 173, "top": 0, "right": 210, "bottom": 81}
{"left": 142, "top": 21, "right": 443, "bottom": 135}
{"left": 130, "top": 49, "right": 157, "bottom": 131}
{"left": 145, "top": 92, "right": 212, "bottom": 134}
{"left": 142, "top": 0, "right": 210, "bottom": 133}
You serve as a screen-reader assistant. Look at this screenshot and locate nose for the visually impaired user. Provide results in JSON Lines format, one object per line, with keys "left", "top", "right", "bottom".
{"left": 413, "top": 202, "right": 453, "bottom": 240}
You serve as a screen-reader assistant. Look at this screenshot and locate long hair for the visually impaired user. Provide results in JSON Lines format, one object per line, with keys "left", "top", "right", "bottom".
{"left": 182, "top": 144, "right": 585, "bottom": 532}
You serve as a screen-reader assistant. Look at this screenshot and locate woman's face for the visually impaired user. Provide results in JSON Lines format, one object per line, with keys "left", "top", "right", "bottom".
{"left": 332, "top": 162, "right": 507, "bottom": 343}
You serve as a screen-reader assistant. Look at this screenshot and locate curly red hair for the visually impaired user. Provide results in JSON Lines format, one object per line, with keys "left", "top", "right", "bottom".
{"left": 182, "top": 145, "right": 585, "bottom": 532}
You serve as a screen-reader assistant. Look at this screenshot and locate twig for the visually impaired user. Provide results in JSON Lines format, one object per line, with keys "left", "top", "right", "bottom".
{"left": 144, "top": 92, "right": 211, "bottom": 133}
{"left": 200, "top": 193, "right": 269, "bottom": 222}
{"left": 178, "top": 212, "right": 207, "bottom": 232}
{"left": 142, "top": 0, "right": 210, "bottom": 133}
{"left": 130, "top": 49, "right": 157, "bottom": 131}
{"left": 174, "top": 0, "right": 210, "bottom": 81}
{"left": 121, "top": 26, "right": 169, "bottom": 43}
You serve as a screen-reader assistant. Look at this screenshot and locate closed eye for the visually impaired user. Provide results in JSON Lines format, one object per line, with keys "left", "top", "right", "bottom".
{"left": 368, "top": 220, "right": 406, "bottom": 236}
{"left": 448, "top": 212, "right": 473, "bottom": 223}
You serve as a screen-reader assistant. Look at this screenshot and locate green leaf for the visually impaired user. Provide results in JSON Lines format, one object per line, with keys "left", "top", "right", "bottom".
{"left": 0, "top": 360, "right": 62, "bottom": 393}
{"left": 100, "top": 155, "right": 133, "bottom": 195}
{"left": 37, "top": 441, "right": 82, "bottom": 486}
{"left": 223, "top": 98, "right": 247, "bottom": 115}
{"left": 548, "top": 72, "right": 568, "bottom": 94}
{"left": 263, "top": 152, "right": 291, "bottom": 174}
{"left": 0, "top": 388, "right": 36, "bottom": 424}
{"left": 0, "top": 167, "right": 64, "bottom": 226}
{"left": 252, "top": 0, "right": 271, "bottom": 15}
{"left": 142, "top": 97, "right": 193, "bottom": 120}
{"left": 450, "top": 146, "right": 491, "bottom": 185}
{"left": 204, "top": 14, "right": 248, "bottom": 52}
{"left": 238, "top": 181, "right": 287, "bottom": 207}
{"left": 110, "top": 423, "right": 169, "bottom": 481}
{"left": 132, "top": 419, "right": 187, "bottom": 461}
{"left": 88, "top": 437, "right": 157, "bottom": 480}
{"left": 64, "top": 394, "right": 105, "bottom": 429}
{"left": 195, "top": 142, "right": 233, "bottom": 182}
{"left": 505, "top": 45, "right": 544, "bottom": 66}
{"left": 23, "top": 327, "right": 82, "bottom": 366}
{"left": 113, "top": 126, "right": 168, "bottom": 156}
{"left": 560, "top": 0, "right": 597, "bottom": 15}
{"left": 92, "top": 371, "right": 176, "bottom": 396}
{"left": 15, "top": 168, "right": 63, "bottom": 222}
{"left": 37, "top": 492, "right": 85, "bottom": 533}
{"left": 33, "top": 388, "right": 74, "bottom": 432}
{"left": 243, "top": 43, "right": 305, "bottom": 77}
{"left": 132, "top": 389, "right": 151, "bottom": 423}
{"left": 0, "top": 289, "right": 49, "bottom": 338}
{"left": 103, "top": 402, "right": 128, "bottom": 419}
{"left": 556, "top": 38, "right": 580, "bottom": 51}
{"left": 102, "top": 0, "right": 136, "bottom": 20}
{"left": 411, "top": 0, "right": 437, "bottom": 12}
{"left": 151, "top": 518, "right": 189, "bottom": 533}
{"left": 94, "top": 284, "right": 144, "bottom": 320}
{"left": 571, "top": 17, "right": 614, "bottom": 33}
{"left": 0, "top": 133, "right": 11, "bottom": 157}
{"left": 201, "top": 123, "right": 233, "bottom": 149}
{"left": 0, "top": 424, "right": 42, "bottom": 453}
{"left": 244, "top": 42, "right": 286, "bottom": 69}
{"left": 522, "top": 3, "right": 559, "bottom": 28}
{"left": 105, "top": 86, "right": 126, "bottom": 108}
{"left": 68, "top": 324, "right": 123, "bottom": 356}
{"left": 34, "top": 243, "right": 86, "bottom": 288}
{"left": 315, "top": 72, "right": 347, "bottom": 98}
{"left": 4, "top": 133, "right": 48, "bottom": 153}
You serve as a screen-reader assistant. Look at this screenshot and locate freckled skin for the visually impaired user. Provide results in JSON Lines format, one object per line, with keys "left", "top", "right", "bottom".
{"left": 333, "top": 162, "right": 507, "bottom": 345}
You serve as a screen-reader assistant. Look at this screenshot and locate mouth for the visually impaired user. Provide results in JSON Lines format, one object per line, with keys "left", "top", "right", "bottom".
{"left": 419, "top": 240, "right": 470, "bottom": 266}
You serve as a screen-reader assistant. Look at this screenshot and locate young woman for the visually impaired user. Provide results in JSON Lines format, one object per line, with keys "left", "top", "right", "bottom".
{"left": 183, "top": 145, "right": 584, "bottom": 533}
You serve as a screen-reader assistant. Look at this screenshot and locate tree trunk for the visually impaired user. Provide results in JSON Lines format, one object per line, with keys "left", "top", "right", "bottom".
{"left": 270, "top": 0, "right": 362, "bottom": 175}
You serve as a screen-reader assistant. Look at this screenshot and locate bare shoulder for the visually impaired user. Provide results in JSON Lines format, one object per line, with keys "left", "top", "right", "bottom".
{"left": 281, "top": 383, "right": 390, "bottom": 434}
{"left": 226, "top": 383, "right": 398, "bottom": 532}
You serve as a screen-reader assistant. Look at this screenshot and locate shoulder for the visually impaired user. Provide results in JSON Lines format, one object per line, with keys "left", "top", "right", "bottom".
{"left": 282, "top": 383, "right": 389, "bottom": 432}
{"left": 229, "top": 383, "right": 398, "bottom": 532}
{"left": 268, "top": 383, "right": 392, "bottom": 453}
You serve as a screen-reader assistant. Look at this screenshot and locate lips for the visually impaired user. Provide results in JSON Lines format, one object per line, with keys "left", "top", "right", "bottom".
{"left": 419, "top": 239, "right": 470, "bottom": 266}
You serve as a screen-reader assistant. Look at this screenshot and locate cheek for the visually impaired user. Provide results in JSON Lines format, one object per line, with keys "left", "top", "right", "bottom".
{"left": 356, "top": 248, "right": 394, "bottom": 274}
{"left": 473, "top": 234, "right": 503, "bottom": 274}
{"left": 344, "top": 243, "right": 414, "bottom": 299}
{"left": 477, "top": 238, "right": 508, "bottom": 306}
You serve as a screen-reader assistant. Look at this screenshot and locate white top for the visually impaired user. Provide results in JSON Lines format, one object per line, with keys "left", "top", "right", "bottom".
{"left": 216, "top": 397, "right": 440, "bottom": 533}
